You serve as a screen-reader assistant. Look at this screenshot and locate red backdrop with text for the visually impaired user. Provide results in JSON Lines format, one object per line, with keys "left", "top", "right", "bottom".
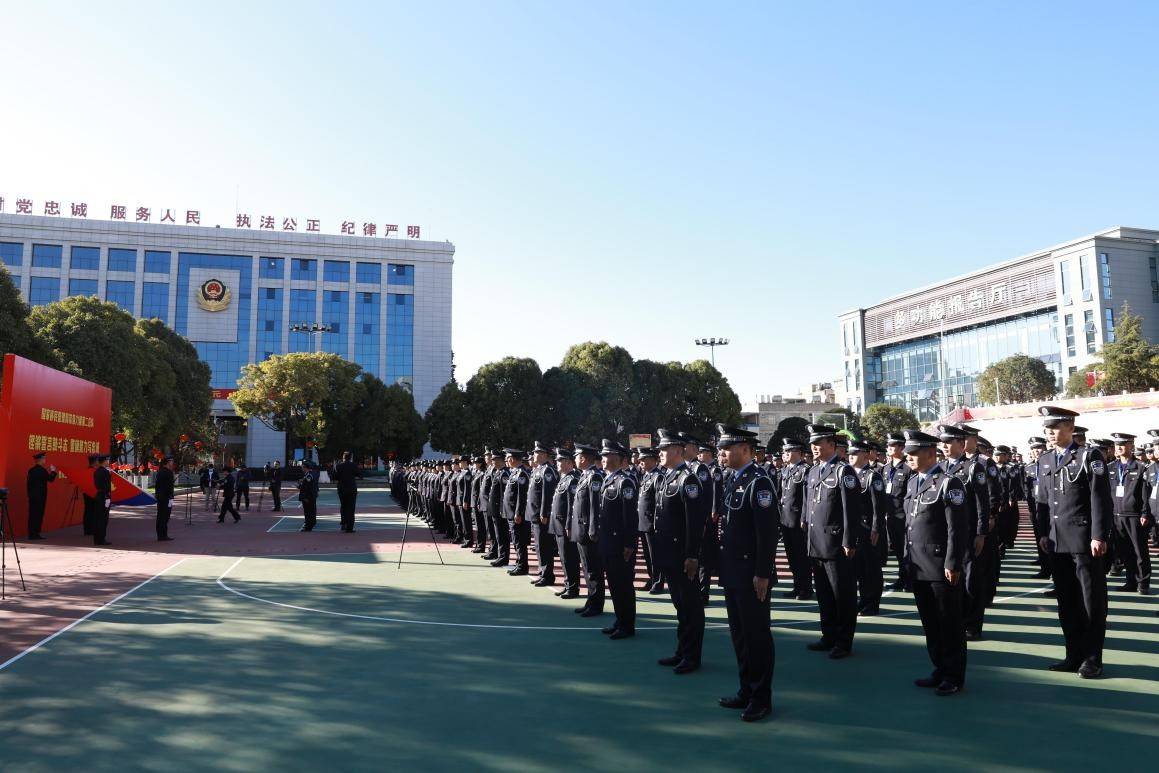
{"left": 0, "top": 354, "right": 111, "bottom": 536}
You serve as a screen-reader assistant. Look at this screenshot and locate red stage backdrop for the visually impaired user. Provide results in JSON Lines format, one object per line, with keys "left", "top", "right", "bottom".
{"left": 0, "top": 354, "right": 112, "bottom": 537}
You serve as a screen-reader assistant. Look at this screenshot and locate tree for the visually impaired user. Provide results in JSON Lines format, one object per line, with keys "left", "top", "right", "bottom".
{"left": 631, "top": 359, "right": 687, "bottom": 436}
{"left": 1097, "top": 303, "right": 1159, "bottom": 394}
{"left": 465, "top": 357, "right": 546, "bottom": 450}
{"left": 860, "top": 403, "right": 920, "bottom": 440}
{"left": 976, "top": 354, "right": 1057, "bottom": 405}
{"left": 542, "top": 366, "right": 594, "bottom": 443}
{"left": 231, "top": 352, "right": 365, "bottom": 459}
{"left": 769, "top": 416, "right": 810, "bottom": 452}
{"left": 424, "top": 379, "right": 472, "bottom": 454}
{"left": 679, "top": 360, "right": 742, "bottom": 437}
{"left": 134, "top": 318, "right": 212, "bottom": 452}
{"left": 561, "top": 342, "right": 637, "bottom": 439}
{"left": 1064, "top": 368, "right": 1095, "bottom": 398}
{"left": 0, "top": 265, "right": 58, "bottom": 368}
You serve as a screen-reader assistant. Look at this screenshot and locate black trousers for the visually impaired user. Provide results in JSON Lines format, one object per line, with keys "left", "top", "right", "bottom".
{"left": 556, "top": 535, "right": 580, "bottom": 593}
{"left": 534, "top": 519, "right": 556, "bottom": 580}
{"left": 699, "top": 524, "right": 719, "bottom": 603}
{"left": 724, "top": 584, "right": 774, "bottom": 707}
{"left": 270, "top": 485, "right": 282, "bottom": 512}
{"left": 93, "top": 502, "right": 110, "bottom": 544}
{"left": 338, "top": 490, "right": 357, "bottom": 531}
{"left": 912, "top": 575, "right": 966, "bottom": 686}
{"left": 781, "top": 523, "right": 811, "bottom": 595}
{"left": 644, "top": 532, "right": 664, "bottom": 588}
{"left": 82, "top": 495, "right": 95, "bottom": 535}
{"left": 998, "top": 505, "right": 1018, "bottom": 549}
{"left": 474, "top": 508, "right": 489, "bottom": 549}
{"left": 492, "top": 515, "right": 510, "bottom": 559}
{"left": 512, "top": 520, "right": 530, "bottom": 570}
{"left": 28, "top": 497, "right": 47, "bottom": 536}
{"left": 667, "top": 563, "right": 705, "bottom": 664}
{"left": 235, "top": 487, "right": 250, "bottom": 510}
{"left": 603, "top": 546, "right": 636, "bottom": 632}
{"left": 963, "top": 540, "right": 989, "bottom": 633}
{"left": 1051, "top": 551, "right": 1108, "bottom": 664}
{"left": 219, "top": 496, "right": 240, "bottom": 522}
{"left": 579, "top": 541, "right": 605, "bottom": 612}
{"left": 854, "top": 535, "right": 885, "bottom": 610}
{"left": 1114, "top": 515, "right": 1152, "bottom": 587}
{"left": 485, "top": 511, "right": 500, "bottom": 554}
{"left": 302, "top": 498, "right": 317, "bottom": 530}
{"left": 812, "top": 556, "right": 857, "bottom": 651}
{"left": 640, "top": 531, "right": 655, "bottom": 587}
{"left": 156, "top": 501, "right": 172, "bottom": 539}
{"left": 886, "top": 515, "right": 909, "bottom": 582}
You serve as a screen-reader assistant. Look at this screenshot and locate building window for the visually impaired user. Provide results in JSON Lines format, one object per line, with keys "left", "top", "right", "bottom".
{"left": 32, "top": 244, "right": 62, "bottom": 269}
{"left": 387, "top": 263, "right": 414, "bottom": 286}
{"left": 106, "top": 280, "right": 135, "bottom": 312}
{"left": 1059, "top": 259, "right": 1071, "bottom": 304}
{"left": 29, "top": 276, "right": 59, "bottom": 305}
{"left": 264, "top": 287, "right": 277, "bottom": 300}
{"left": 356, "top": 262, "right": 381, "bottom": 285}
{"left": 386, "top": 293, "right": 413, "bottom": 387}
{"left": 1064, "top": 313, "right": 1076, "bottom": 357}
{"left": 264, "top": 319, "right": 275, "bottom": 331}
{"left": 260, "top": 257, "right": 284, "bottom": 279}
{"left": 322, "top": 290, "right": 348, "bottom": 356}
{"left": 142, "top": 282, "right": 169, "bottom": 322}
{"left": 1105, "top": 308, "right": 1116, "bottom": 343}
{"left": 108, "top": 248, "right": 137, "bottom": 272}
{"left": 1084, "top": 310, "right": 1096, "bottom": 354}
{"left": 1078, "top": 254, "right": 1090, "bottom": 299}
{"left": 1095, "top": 252, "right": 1110, "bottom": 301}
{"left": 258, "top": 286, "right": 283, "bottom": 360}
{"left": 0, "top": 242, "right": 22, "bottom": 267}
{"left": 68, "top": 278, "right": 98, "bottom": 297}
{"left": 291, "top": 258, "right": 316, "bottom": 281}
{"left": 323, "top": 260, "right": 350, "bottom": 283}
{"left": 70, "top": 246, "right": 99, "bottom": 271}
{"left": 144, "top": 250, "right": 171, "bottom": 274}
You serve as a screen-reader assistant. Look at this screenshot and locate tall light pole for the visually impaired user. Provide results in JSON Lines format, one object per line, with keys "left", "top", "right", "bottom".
{"left": 290, "top": 322, "right": 333, "bottom": 353}
{"left": 694, "top": 337, "right": 730, "bottom": 368}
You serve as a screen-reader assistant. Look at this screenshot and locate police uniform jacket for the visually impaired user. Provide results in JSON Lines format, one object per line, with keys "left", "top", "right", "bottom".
{"left": 653, "top": 462, "right": 708, "bottom": 567}
{"left": 94, "top": 465, "right": 112, "bottom": 505}
{"left": 26, "top": 464, "right": 57, "bottom": 502}
{"left": 1033, "top": 444, "right": 1114, "bottom": 553}
{"left": 1110, "top": 458, "right": 1151, "bottom": 516}
{"left": 595, "top": 468, "right": 637, "bottom": 555}
{"left": 334, "top": 461, "right": 360, "bottom": 494}
{"left": 943, "top": 455, "right": 991, "bottom": 539}
{"left": 487, "top": 468, "right": 509, "bottom": 520}
{"left": 882, "top": 458, "right": 913, "bottom": 518}
{"left": 997, "top": 462, "right": 1023, "bottom": 503}
{"left": 270, "top": 466, "right": 283, "bottom": 490}
{"left": 778, "top": 461, "right": 808, "bottom": 530}
{"left": 528, "top": 463, "right": 558, "bottom": 523}
{"left": 550, "top": 468, "right": 580, "bottom": 537}
{"left": 718, "top": 462, "right": 777, "bottom": 588}
{"left": 297, "top": 470, "right": 318, "bottom": 501}
{"left": 1023, "top": 461, "right": 1039, "bottom": 506}
{"left": 503, "top": 465, "right": 530, "bottom": 522}
{"left": 636, "top": 466, "right": 665, "bottom": 533}
{"left": 902, "top": 465, "right": 969, "bottom": 582}
{"left": 154, "top": 467, "right": 175, "bottom": 504}
{"left": 855, "top": 465, "right": 888, "bottom": 537}
{"left": 568, "top": 466, "right": 604, "bottom": 545}
{"left": 804, "top": 457, "right": 863, "bottom": 559}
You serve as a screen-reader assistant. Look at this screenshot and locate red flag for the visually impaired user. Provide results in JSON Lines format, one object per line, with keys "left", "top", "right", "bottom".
{"left": 58, "top": 467, "right": 157, "bottom": 506}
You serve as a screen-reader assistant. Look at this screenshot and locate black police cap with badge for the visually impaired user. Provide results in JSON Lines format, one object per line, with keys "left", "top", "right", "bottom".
{"left": 1110, "top": 432, "right": 1136, "bottom": 445}
{"left": 902, "top": 429, "right": 938, "bottom": 453}
{"left": 715, "top": 423, "right": 758, "bottom": 447}
{"left": 806, "top": 424, "right": 838, "bottom": 443}
{"left": 554, "top": 447, "right": 574, "bottom": 461}
{"left": 937, "top": 424, "right": 970, "bottom": 442}
{"left": 781, "top": 436, "right": 805, "bottom": 452}
{"left": 503, "top": 448, "right": 527, "bottom": 460}
{"left": 599, "top": 439, "right": 629, "bottom": 456}
{"left": 656, "top": 428, "right": 683, "bottom": 448}
{"left": 573, "top": 442, "right": 599, "bottom": 457}
{"left": 886, "top": 432, "right": 905, "bottom": 447}
{"left": 531, "top": 440, "right": 552, "bottom": 455}
{"left": 1039, "top": 405, "right": 1079, "bottom": 427}
{"left": 637, "top": 446, "right": 658, "bottom": 459}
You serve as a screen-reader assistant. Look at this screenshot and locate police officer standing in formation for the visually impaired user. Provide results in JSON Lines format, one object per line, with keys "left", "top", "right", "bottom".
{"left": 882, "top": 433, "right": 915, "bottom": 591}
{"left": 334, "top": 451, "right": 361, "bottom": 533}
{"left": 487, "top": 452, "right": 511, "bottom": 567}
{"left": 636, "top": 447, "right": 666, "bottom": 594}
{"left": 1035, "top": 406, "right": 1113, "bottom": 677}
{"left": 154, "top": 456, "right": 176, "bottom": 542}
{"left": 468, "top": 455, "right": 489, "bottom": 555}
{"left": 503, "top": 449, "right": 532, "bottom": 576}
{"left": 549, "top": 448, "right": 582, "bottom": 599}
{"left": 594, "top": 440, "right": 637, "bottom": 639}
{"left": 848, "top": 439, "right": 887, "bottom": 616}
{"left": 901, "top": 430, "right": 969, "bottom": 696}
{"left": 938, "top": 424, "right": 992, "bottom": 640}
{"left": 570, "top": 443, "right": 606, "bottom": 617}
{"left": 269, "top": 460, "right": 284, "bottom": 512}
{"left": 297, "top": 460, "right": 319, "bottom": 531}
{"left": 1025, "top": 437, "right": 1051, "bottom": 579}
{"left": 25, "top": 452, "right": 58, "bottom": 540}
{"left": 715, "top": 425, "right": 777, "bottom": 722}
{"left": 1110, "top": 432, "right": 1151, "bottom": 595}
{"left": 804, "top": 424, "right": 861, "bottom": 659}
{"left": 93, "top": 454, "right": 113, "bottom": 546}
{"left": 653, "top": 428, "right": 708, "bottom": 672}
{"left": 527, "top": 442, "right": 559, "bottom": 587}
{"left": 777, "top": 437, "right": 811, "bottom": 600}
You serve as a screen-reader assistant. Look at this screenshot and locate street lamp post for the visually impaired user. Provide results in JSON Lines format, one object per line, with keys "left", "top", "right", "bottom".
{"left": 290, "top": 322, "right": 333, "bottom": 353}
{"left": 694, "top": 337, "right": 730, "bottom": 368}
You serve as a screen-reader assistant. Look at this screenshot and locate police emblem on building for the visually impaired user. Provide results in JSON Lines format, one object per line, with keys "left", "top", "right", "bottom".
{"left": 197, "top": 278, "right": 231, "bottom": 312}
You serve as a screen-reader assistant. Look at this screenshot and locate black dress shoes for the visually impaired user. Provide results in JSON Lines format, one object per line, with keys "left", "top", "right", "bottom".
{"left": 828, "top": 647, "right": 851, "bottom": 660}
{"left": 673, "top": 659, "right": 699, "bottom": 674}
{"left": 609, "top": 629, "right": 634, "bottom": 640}
{"left": 806, "top": 640, "right": 831, "bottom": 652}
{"left": 1048, "top": 659, "right": 1081, "bottom": 672}
{"left": 934, "top": 681, "right": 961, "bottom": 696}
{"left": 657, "top": 655, "right": 682, "bottom": 667}
{"left": 579, "top": 609, "right": 602, "bottom": 618}
{"left": 914, "top": 676, "right": 939, "bottom": 688}
{"left": 508, "top": 567, "right": 529, "bottom": 576}
{"left": 649, "top": 584, "right": 666, "bottom": 595}
{"left": 300, "top": 527, "right": 312, "bottom": 532}
{"left": 559, "top": 590, "right": 580, "bottom": 599}
{"left": 490, "top": 558, "right": 509, "bottom": 567}
{"left": 601, "top": 625, "right": 618, "bottom": 635}
{"left": 719, "top": 694, "right": 748, "bottom": 709}
{"left": 1078, "top": 659, "right": 1104, "bottom": 679}
{"left": 741, "top": 703, "right": 772, "bottom": 722}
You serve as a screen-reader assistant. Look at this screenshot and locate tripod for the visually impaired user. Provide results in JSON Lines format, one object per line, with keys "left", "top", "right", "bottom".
{"left": 1, "top": 494, "right": 27, "bottom": 600}
{"left": 398, "top": 484, "right": 445, "bottom": 569}
{"left": 184, "top": 466, "right": 195, "bottom": 526}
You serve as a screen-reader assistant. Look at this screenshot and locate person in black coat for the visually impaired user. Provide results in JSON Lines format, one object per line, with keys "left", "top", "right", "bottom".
{"left": 217, "top": 466, "right": 241, "bottom": 523}
{"left": 235, "top": 465, "right": 251, "bottom": 511}
{"left": 595, "top": 439, "right": 637, "bottom": 639}
{"left": 334, "top": 451, "right": 362, "bottom": 533}
{"left": 298, "top": 462, "right": 319, "bottom": 531}
{"left": 569, "top": 444, "right": 605, "bottom": 616}
{"left": 155, "top": 456, "right": 177, "bottom": 541}
{"left": 93, "top": 455, "right": 113, "bottom": 546}
{"left": 901, "top": 430, "right": 969, "bottom": 696}
{"left": 269, "top": 461, "right": 283, "bottom": 512}
{"left": 81, "top": 454, "right": 98, "bottom": 535}
{"left": 25, "top": 452, "right": 58, "bottom": 540}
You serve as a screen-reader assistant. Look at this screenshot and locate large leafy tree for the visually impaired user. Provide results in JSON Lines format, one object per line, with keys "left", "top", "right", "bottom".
{"left": 328, "top": 375, "right": 426, "bottom": 461}
{"left": 860, "top": 403, "right": 920, "bottom": 440}
{"left": 231, "top": 352, "right": 365, "bottom": 459}
{"left": 542, "top": 366, "right": 595, "bottom": 443}
{"left": 680, "top": 359, "right": 743, "bottom": 437}
{"left": 561, "top": 342, "right": 637, "bottom": 439}
{"left": 975, "top": 354, "right": 1057, "bottom": 405}
{"left": 134, "top": 319, "right": 212, "bottom": 451}
{"left": 465, "top": 357, "right": 546, "bottom": 450}
{"left": 1064, "top": 304, "right": 1159, "bottom": 397}
{"left": 424, "top": 379, "right": 472, "bottom": 454}
{"left": 0, "top": 265, "right": 58, "bottom": 368}
{"left": 632, "top": 359, "right": 687, "bottom": 436}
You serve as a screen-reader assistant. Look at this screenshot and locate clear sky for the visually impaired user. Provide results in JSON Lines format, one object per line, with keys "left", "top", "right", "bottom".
{"left": 4, "top": 1, "right": 1159, "bottom": 410}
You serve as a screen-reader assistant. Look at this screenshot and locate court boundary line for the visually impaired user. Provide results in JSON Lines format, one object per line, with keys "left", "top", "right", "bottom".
{"left": 0, "top": 558, "right": 189, "bottom": 674}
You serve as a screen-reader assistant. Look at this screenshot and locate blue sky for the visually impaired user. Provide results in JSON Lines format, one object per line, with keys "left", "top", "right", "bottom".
{"left": 4, "top": 1, "right": 1159, "bottom": 410}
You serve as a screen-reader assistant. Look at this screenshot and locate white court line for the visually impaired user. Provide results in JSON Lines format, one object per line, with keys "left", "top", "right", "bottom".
{"left": 0, "top": 558, "right": 189, "bottom": 674}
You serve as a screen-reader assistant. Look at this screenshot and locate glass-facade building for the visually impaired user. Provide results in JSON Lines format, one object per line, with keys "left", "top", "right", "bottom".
{"left": 1, "top": 213, "right": 454, "bottom": 463}
{"left": 839, "top": 226, "right": 1159, "bottom": 422}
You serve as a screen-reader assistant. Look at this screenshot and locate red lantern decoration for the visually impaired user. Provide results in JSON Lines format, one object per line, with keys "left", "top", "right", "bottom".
{"left": 114, "top": 431, "right": 126, "bottom": 442}
{"left": 305, "top": 440, "right": 315, "bottom": 449}
{"left": 179, "top": 433, "right": 189, "bottom": 443}
{"left": 194, "top": 441, "right": 203, "bottom": 450}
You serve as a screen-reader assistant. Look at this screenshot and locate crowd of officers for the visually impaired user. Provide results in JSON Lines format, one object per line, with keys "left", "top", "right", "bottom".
{"left": 399, "top": 405, "right": 1155, "bottom": 719}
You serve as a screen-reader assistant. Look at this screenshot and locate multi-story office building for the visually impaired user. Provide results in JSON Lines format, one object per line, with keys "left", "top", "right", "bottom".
{"left": 838, "top": 226, "right": 1159, "bottom": 421}
{"left": 0, "top": 213, "right": 454, "bottom": 463}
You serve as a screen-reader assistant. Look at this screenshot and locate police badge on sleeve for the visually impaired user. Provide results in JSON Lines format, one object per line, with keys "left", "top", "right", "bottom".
{"left": 842, "top": 474, "right": 858, "bottom": 489}
{"left": 755, "top": 489, "right": 774, "bottom": 508}
{"left": 684, "top": 483, "right": 699, "bottom": 499}
{"left": 947, "top": 487, "right": 965, "bottom": 506}
{"left": 1090, "top": 460, "right": 1105, "bottom": 475}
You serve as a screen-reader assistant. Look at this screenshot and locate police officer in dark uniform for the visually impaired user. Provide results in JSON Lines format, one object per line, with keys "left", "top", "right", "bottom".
{"left": 80, "top": 453, "right": 98, "bottom": 535}
{"left": 503, "top": 449, "right": 532, "bottom": 576}
{"left": 487, "top": 453, "right": 511, "bottom": 567}
{"left": 235, "top": 464, "right": 251, "bottom": 511}
{"left": 570, "top": 443, "right": 606, "bottom": 617}
{"left": 1109, "top": 432, "right": 1151, "bottom": 595}
{"left": 938, "top": 424, "right": 992, "bottom": 640}
{"left": 636, "top": 447, "right": 665, "bottom": 594}
{"left": 1025, "top": 437, "right": 1050, "bottom": 578}
{"left": 528, "top": 441, "right": 559, "bottom": 587}
{"left": 92, "top": 454, "right": 113, "bottom": 546}
{"left": 882, "top": 433, "right": 915, "bottom": 591}
{"left": 298, "top": 461, "right": 318, "bottom": 531}
{"left": 778, "top": 438, "right": 812, "bottom": 600}
{"left": 901, "top": 430, "right": 969, "bottom": 696}
{"left": 218, "top": 466, "right": 241, "bottom": 524}
{"left": 25, "top": 452, "right": 57, "bottom": 540}
{"left": 155, "top": 455, "right": 176, "bottom": 541}
{"left": 596, "top": 439, "right": 637, "bottom": 639}
{"left": 469, "top": 455, "right": 489, "bottom": 554}
{"left": 803, "top": 424, "right": 862, "bottom": 659}
{"left": 653, "top": 429, "right": 708, "bottom": 673}
{"left": 269, "top": 460, "right": 284, "bottom": 512}
{"left": 682, "top": 433, "right": 720, "bottom": 606}
{"left": 334, "top": 451, "right": 362, "bottom": 533}
{"left": 550, "top": 448, "right": 582, "bottom": 599}
{"left": 715, "top": 424, "right": 777, "bottom": 722}
{"left": 849, "top": 439, "right": 887, "bottom": 615}
{"left": 1035, "top": 406, "right": 1113, "bottom": 677}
